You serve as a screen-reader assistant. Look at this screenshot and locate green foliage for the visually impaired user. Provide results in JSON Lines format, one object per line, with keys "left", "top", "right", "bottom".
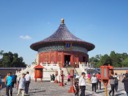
{"left": 0, "top": 50, "right": 26, "bottom": 67}
{"left": 89, "top": 51, "right": 128, "bottom": 67}
{"left": 122, "top": 57, "right": 128, "bottom": 67}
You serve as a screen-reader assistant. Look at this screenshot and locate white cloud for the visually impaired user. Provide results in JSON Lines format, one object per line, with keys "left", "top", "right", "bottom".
{"left": 19, "top": 35, "right": 32, "bottom": 40}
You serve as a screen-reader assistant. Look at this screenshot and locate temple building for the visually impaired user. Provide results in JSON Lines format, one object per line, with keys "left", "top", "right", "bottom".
{"left": 30, "top": 19, "right": 95, "bottom": 67}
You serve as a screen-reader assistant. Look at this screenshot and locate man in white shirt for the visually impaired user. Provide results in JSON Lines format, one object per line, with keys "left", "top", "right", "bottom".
{"left": 17, "top": 73, "right": 26, "bottom": 96}
{"left": 91, "top": 74, "right": 97, "bottom": 92}
{"left": 79, "top": 72, "right": 86, "bottom": 96}
{"left": 25, "top": 72, "right": 31, "bottom": 94}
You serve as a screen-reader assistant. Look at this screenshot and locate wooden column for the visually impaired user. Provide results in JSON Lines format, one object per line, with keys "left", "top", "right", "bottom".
{"left": 49, "top": 51, "right": 51, "bottom": 63}
{"left": 70, "top": 55, "right": 74, "bottom": 66}
{"left": 55, "top": 51, "right": 58, "bottom": 64}
{"left": 62, "top": 52, "right": 64, "bottom": 67}
{"left": 76, "top": 56, "right": 79, "bottom": 64}
{"left": 48, "top": 52, "right": 50, "bottom": 63}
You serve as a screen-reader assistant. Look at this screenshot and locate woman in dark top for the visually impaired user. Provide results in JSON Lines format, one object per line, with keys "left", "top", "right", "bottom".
{"left": 114, "top": 73, "right": 119, "bottom": 92}
{"left": 122, "top": 73, "right": 128, "bottom": 96}
{"left": 109, "top": 73, "right": 115, "bottom": 96}
{"left": 74, "top": 79, "right": 79, "bottom": 96}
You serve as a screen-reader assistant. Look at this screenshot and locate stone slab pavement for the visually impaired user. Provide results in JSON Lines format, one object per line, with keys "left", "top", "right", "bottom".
{"left": 0, "top": 81, "right": 126, "bottom": 96}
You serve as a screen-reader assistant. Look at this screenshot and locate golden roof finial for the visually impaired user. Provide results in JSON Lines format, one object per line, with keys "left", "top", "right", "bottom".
{"left": 61, "top": 18, "right": 64, "bottom": 24}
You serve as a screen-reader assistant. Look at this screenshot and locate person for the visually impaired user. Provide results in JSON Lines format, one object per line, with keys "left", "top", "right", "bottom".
{"left": 67, "top": 73, "right": 70, "bottom": 82}
{"left": 91, "top": 74, "right": 97, "bottom": 93}
{"left": 74, "top": 73, "right": 76, "bottom": 79}
{"left": 4, "top": 74, "right": 8, "bottom": 85}
{"left": 62, "top": 73, "right": 65, "bottom": 83}
{"left": 74, "top": 62, "right": 77, "bottom": 68}
{"left": 0, "top": 73, "right": 2, "bottom": 89}
{"left": 122, "top": 71, "right": 128, "bottom": 96}
{"left": 79, "top": 72, "right": 86, "bottom": 96}
{"left": 69, "top": 62, "right": 71, "bottom": 66}
{"left": 74, "top": 79, "right": 79, "bottom": 96}
{"left": 17, "top": 73, "right": 26, "bottom": 96}
{"left": 66, "top": 61, "right": 68, "bottom": 67}
{"left": 96, "top": 73, "right": 101, "bottom": 90}
{"left": 114, "top": 73, "right": 119, "bottom": 92}
{"left": 6, "top": 72, "right": 13, "bottom": 96}
{"left": 25, "top": 71, "right": 31, "bottom": 95}
{"left": 50, "top": 74, "right": 55, "bottom": 82}
{"left": 87, "top": 73, "right": 91, "bottom": 83}
{"left": 11, "top": 73, "right": 17, "bottom": 88}
{"left": 109, "top": 72, "right": 115, "bottom": 96}
{"left": 14, "top": 74, "right": 17, "bottom": 85}
{"left": 52, "top": 74, "right": 55, "bottom": 81}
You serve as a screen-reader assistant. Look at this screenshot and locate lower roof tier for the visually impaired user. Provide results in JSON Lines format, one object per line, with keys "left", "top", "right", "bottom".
{"left": 31, "top": 41, "right": 95, "bottom": 51}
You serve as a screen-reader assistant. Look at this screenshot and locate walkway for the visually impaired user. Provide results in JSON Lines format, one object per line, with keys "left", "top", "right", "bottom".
{"left": 0, "top": 81, "right": 126, "bottom": 96}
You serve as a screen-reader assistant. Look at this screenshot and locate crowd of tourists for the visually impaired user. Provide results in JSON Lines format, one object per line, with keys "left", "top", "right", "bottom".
{"left": 0, "top": 70, "right": 128, "bottom": 96}
{"left": 66, "top": 71, "right": 128, "bottom": 96}
{"left": 107, "top": 71, "right": 128, "bottom": 96}
{"left": 0, "top": 71, "right": 31, "bottom": 96}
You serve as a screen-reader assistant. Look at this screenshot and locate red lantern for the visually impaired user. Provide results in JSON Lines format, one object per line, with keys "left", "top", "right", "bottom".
{"left": 100, "top": 65, "right": 114, "bottom": 96}
{"left": 100, "top": 66, "right": 109, "bottom": 80}
{"left": 34, "top": 64, "right": 44, "bottom": 82}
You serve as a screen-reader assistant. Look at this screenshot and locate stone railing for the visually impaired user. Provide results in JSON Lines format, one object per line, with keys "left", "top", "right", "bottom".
{"left": 41, "top": 63, "right": 60, "bottom": 71}
{"left": 16, "top": 62, "right": 61, "bottom": 81}
{"left": 79, "top": 62, "right": 95, "bottom": 73}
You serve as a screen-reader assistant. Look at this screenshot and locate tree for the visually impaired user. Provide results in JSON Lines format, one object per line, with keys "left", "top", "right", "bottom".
{"left": 89, "top": 54, "right": 101, "bottom": 67}
{"left": 110, "top": 51, "right": 120, "bottom": 67}
{"left": 0, "top": 50, "right": 26, "bottom": 67}
{"left": 122, "top": 57, "right": 128, "bottom": 67}
{"left": 0, "top": 50, "right": 4, "bottom": 66}
{"left": 97, "top": 54, "right": 112, "bottom": 67}
{"left": 2, "top": 53, "right": 11, "bottom": 67}
{"left": 89, "top": 51, "right": 128, "bottom": 67}
{"left": 0, "top": 50, "right": 4, "bottom": 55}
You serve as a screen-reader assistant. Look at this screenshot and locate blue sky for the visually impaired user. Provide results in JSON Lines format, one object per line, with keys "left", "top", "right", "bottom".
{"left": 0, "top": 0, "right": 128, "bottom": 65}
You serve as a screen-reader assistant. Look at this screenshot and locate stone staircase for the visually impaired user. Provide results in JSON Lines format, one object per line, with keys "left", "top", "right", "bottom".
{"left": 75, "top": 68, "right": 82, "bottom": 76}
{"left": 16, "top": 63, "right": 95, "bottom": 82}
{"left": 16, "top": 63, "right": 60, "bottom": 81}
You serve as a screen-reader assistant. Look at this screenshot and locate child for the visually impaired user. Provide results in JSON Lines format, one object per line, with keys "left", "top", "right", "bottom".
{"left": 74, "top": 79, "right": 79, "bottom": 96}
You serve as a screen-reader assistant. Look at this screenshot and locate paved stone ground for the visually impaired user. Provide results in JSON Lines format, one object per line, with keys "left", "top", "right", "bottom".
{"left": 0, "top": 81, "right": 126, "bottom": 96}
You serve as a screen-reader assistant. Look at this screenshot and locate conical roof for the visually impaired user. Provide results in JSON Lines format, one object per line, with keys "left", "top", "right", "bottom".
{"left": 43, "top": 23, "right": 82, "bottom": 42}
{"left": 30, "top": 19, "right": 95, "bottom": 51}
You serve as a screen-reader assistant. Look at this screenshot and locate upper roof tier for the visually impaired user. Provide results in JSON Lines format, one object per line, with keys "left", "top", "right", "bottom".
{"left": 30, "top": 19, "right": 95, "bottom": 51}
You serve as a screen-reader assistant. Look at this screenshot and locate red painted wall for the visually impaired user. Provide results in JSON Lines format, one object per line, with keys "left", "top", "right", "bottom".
{"left": 39, "top": 51, "right": 88, "bottom": 67}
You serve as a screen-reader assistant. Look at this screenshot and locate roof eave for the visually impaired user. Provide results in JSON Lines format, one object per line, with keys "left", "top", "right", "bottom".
{"left": 30, "top": 40, "right": 95, "bottom": 51}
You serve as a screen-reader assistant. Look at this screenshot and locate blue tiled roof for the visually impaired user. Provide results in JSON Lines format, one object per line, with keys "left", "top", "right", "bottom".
{"left": 30, "top": 22, "right": 95, "bottom": 51}
{"left": 43, "top": 24, "right": 82, "bottom": 42}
